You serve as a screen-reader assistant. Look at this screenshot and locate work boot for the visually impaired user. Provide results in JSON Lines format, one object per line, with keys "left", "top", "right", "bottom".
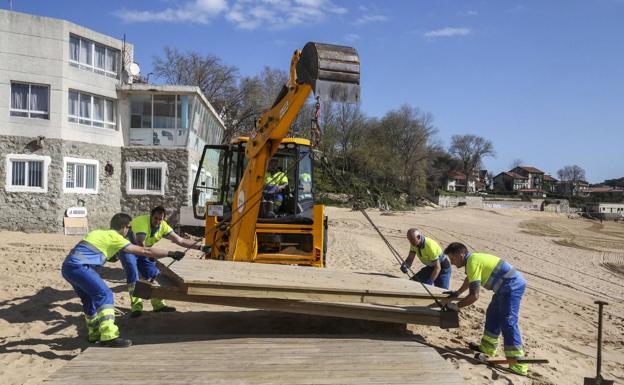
{"left": 468, "top": 342, "right": 482, "bottom": 352}
{"left": 130, "top": 310, "right": 143, "bottom": 318}
{"left": 99, "top": 337, "right": 132, "bottom": 348}
{"left": 153, "top": 305, "right": 176, "bottom": 313}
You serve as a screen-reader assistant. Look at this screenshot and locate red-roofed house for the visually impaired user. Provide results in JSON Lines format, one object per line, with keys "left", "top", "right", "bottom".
{"left": 510, "top": 166, "right": 545, "bottom": 190}
{"left": 493, "top": 171, "right": 529, "bottom": 192}
{"left": 445, "top": 171, "right": 476, "bottom": 193}
{"left": 543, "top": 175, "right": 558, "bottom": 193}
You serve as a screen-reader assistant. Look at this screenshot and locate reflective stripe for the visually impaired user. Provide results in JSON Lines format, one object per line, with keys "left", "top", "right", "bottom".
{"left": 98, "top": 314, "right": 115, "bottom": 323}
{"left": 95, "top": 304, "right": 114, "bottom": 313}
{"left": 504, "top": 346, "right": 525, "bottom": 358}
{"left": 485, "top": 261, "right": 517, "bottom": 293}
{"left": 483, "top": 330, "right": 499, "bottom": 340}
{"left": 482, "top": 333, "right": 499, "bottom": 345}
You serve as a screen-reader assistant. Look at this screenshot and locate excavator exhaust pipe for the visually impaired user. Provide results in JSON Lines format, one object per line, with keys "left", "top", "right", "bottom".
{"left": 297, "top": 42, "right": 360, "bottom": 104}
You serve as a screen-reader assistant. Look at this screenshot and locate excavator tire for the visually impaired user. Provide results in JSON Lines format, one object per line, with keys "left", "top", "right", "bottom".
{"left": 296, "top": 42, "right": 360, "bottom": 104}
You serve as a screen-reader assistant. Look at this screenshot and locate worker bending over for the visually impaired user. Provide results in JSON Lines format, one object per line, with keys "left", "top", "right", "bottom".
{"left": 400, "top": 229, "right": 451, "bottom": 289}
{"left": 118, "top": 206, "right": 210, "bottom": 317}
{"left": 444, "top": 242, "right": 528, "bottom": 375}
{"left": 61, "top": 213, "right": 185, "bottom": 347}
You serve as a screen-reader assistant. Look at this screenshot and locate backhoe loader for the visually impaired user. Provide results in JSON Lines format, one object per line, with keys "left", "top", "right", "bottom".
{"left": 191, "top": 42, "right": 360, "bottom": 267}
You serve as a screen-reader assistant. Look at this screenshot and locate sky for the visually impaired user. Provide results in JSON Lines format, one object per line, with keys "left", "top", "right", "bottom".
{"left": 4, "top": 0, "right": 623, "bottom": 183}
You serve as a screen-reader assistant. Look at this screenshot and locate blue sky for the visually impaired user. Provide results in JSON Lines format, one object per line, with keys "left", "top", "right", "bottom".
{"left": 5, "top": 0, "right": 623, "bottom": 182}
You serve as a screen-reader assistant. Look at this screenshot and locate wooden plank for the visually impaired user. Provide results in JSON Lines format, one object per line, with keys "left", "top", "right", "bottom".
{"left": 41, "top": 336, "right": 467, "bottom": 385}
{"left": 134, "top": 282, "right": 459, "bottom": 328}
{"left": 156, "top": 257, "right": 459, "bottom": 309}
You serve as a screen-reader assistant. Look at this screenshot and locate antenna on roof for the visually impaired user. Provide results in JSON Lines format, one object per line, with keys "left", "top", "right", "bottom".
{"left": 9, "top": 0, "right": 13, "bottom": 11}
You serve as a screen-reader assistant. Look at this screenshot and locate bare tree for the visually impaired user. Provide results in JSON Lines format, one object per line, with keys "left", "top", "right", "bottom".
{"left": 557, "top": 165, "right": 586, "bottom": 182}
{"left": 449, "top": 134, "right": 495, "bottom": 193}
{"left": 509, "top": 158, "right": 524, "bottom": 169}
{"left": 153, "top": 47, "right": 255, "bottom": 142}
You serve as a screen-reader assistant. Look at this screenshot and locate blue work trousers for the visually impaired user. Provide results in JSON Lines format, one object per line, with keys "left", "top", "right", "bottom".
{"left": 411, "top": 264, "right": 452, "bottom": 289}
{"left": 118, "top": 251, "right": 160, "bottom": 284}
{"left": 484, "top": 274, "right": 526, "bottom": 351}
{"left": 61, "top": 262, "right": 114, "bottom": 317}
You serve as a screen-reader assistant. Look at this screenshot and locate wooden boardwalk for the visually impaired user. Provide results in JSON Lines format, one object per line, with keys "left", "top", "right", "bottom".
{"left": 42, "top": 336, "right": 468, "bottom": 385}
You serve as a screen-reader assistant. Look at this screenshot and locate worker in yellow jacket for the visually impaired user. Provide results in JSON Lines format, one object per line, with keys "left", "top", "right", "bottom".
{"left": 444, "top": 242, "right": 528, "bottom": 375}
{"left": 117, "top": 206, "right": 210, "bottom": 317}
{"left": 61, "top": 213, "right": 185, "bottom": 347}
{"left": 400, "top": 229, "right": 451, "bottom": 289}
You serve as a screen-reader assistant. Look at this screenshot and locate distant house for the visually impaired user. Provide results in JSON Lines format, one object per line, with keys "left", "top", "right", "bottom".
{"left": 493, "top": 171, "right": 529, "bottom": 192}
{"left": 445, "top": 171, "right": 476, "bottom": 193}
{"left": 543, "top": 175, "right": 558, "bottom": 193}
{"left": 510, "top": 166, "right": 544, "bottom": 190}
{"left": 557, "top": 180, "right": 590, "bottom": 196}
{"left": 585, "top": 202, "right": 624, "bottom": 220}
{"left": 584, "top": 186, "right": 624, "bottom": 200}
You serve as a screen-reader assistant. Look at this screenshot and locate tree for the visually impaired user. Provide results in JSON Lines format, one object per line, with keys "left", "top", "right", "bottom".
{"left": 509, "top": 158, "right": 524, "bottom": 169}
{"left": 449, "top": 134, "right": 495, "bottom": 193}
{"left": 557, "top": 165, "right": 586, "bottom": 182}
{"left": 153, "top": 47, "right": 257, "bottom": 142}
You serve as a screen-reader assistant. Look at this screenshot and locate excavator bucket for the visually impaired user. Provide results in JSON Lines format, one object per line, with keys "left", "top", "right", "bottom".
{"left": 297, "top": 42, "right": 360, "bottom": 103}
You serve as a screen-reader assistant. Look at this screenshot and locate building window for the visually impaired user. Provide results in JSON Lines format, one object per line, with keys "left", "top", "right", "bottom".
{"left": 129, "top": 94, "right": 191, "bottom": 146}
{"left": 63, "top": 157, "right": 99, "bottom": 194}
{"left": 68, "top": 90, "right": 116, "bottom": 129}
{"left": 5, "top": 154, "right": 51, "bottom": 193}
{"left": 126, "top": 162, "right": 167, "bottom": 195}
{"left": 10, "top": 82, "right": 49, "bottom": 119}
{"left": 69, "top": 34, "right": 119, "bottom": 78}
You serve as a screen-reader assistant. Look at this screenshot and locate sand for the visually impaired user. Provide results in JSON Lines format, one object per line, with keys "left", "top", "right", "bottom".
{"left": 1, "top": 207, "right": 623, "bottom": 385}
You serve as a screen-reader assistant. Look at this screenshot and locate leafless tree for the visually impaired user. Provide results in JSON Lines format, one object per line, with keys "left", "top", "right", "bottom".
{"left": 557, "top": 165, "right": 586, "bottom": 182}
{"left": 449, "top": 134, "right": 495, "bottom": 193}
{"left": 509, "top": 158, "right": 524, "bottom": 169}
{"left": 153, "top": 47, "right": 260, "bottom": 142}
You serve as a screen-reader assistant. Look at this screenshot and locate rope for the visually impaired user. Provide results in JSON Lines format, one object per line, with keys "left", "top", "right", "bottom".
{"left": 316, "top": 156, "right": 448, "bottom": 310}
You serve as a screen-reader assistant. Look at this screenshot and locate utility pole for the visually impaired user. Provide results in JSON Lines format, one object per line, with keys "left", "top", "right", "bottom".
{"left": 9, "top": 0, "right": 13, "bottom": 11}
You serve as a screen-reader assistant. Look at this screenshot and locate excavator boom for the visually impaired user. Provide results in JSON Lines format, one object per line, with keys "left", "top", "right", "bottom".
{"left": 226, "top": 42, "right": 360, "bottom": 263}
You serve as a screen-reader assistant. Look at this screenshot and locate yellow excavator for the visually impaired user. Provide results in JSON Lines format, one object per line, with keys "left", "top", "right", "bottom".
{"left": 192, "top": 42, "right": 360, "bottom": 267}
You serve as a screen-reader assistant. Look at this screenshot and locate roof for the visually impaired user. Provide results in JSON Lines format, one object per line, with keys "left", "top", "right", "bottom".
{"left": 516, "top": 166, "right": 544, "bottom": 174}
{"left": 447, "top": 171, "right": 467, "bottom": 180}
{"left": 543, "top": 175, "right": 558, "bottom": 182}
{"left": 585, "top": 187, "right": 616, "bottom": 193}
{"left": 497, "top": 171, "right": 528, "bottom": 180}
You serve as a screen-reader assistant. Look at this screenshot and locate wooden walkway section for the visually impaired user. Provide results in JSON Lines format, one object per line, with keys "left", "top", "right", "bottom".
{"left": 42, "top": 336, "right": 468, "bottom": 385}
{"left": 134, "top": 253, "right": 460, "bottom": 328}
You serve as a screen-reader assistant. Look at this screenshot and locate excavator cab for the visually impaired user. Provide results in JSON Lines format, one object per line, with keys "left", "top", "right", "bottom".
{"left": 192, "top": 42, "right": 359, "bottom": 267}
{"left": 193, "top": 137, "right": 324, "bottom": 265}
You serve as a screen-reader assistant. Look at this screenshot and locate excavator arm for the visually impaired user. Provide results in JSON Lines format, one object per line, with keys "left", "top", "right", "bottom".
{"left": 227, "top": 42, "right": 360, "bottom": 262}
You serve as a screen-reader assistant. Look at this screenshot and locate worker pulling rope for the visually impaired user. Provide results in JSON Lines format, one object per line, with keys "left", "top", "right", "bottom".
{"left": 316, "top": 155, "right": 450, "bottom": 311}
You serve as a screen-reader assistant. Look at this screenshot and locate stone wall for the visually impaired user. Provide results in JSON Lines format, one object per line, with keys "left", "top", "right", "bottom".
{"left": 0, "top": 136, "right": 121, "bottom": 232}
{"left": 120, "top": 147, "right": 191, "bottom": 225}
{"left": 437, "top": 195, "right": 484, "bottom": 208}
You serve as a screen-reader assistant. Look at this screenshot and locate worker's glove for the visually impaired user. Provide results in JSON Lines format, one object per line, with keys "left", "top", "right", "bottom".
{"left": 443, "top": 290, "right": 460, "bottom": 298}
{"left": 445, "top": 303, "right": 459, "bottom": 312}
{"left": 400, "top": 262, "right": 409, "bottom": 274}
{"left": 167, "top": 251, "right": 185, "bottom": 261}
{"left": 198, "top": 245, "right": 212, "bottom": 253}
{"left": 107, "top": 255, "right": 119, "bottom": 263}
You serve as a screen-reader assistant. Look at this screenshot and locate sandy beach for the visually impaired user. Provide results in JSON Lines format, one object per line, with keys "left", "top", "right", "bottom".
{"left": 1, "top": 206, "right": 622, "bottom": 385}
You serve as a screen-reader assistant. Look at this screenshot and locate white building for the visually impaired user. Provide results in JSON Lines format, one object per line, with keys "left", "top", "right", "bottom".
{"left": 0, "top": 10, "right": 224, "bottom": 231}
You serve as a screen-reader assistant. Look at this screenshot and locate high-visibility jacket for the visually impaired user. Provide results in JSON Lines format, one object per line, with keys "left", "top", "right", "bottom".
{"left": 265, "top": 171, "right": 288, "bottom": 186}
{"left": 300, "top": 172, "right": 311, "bottom": 182}
{"left": 465, "top": 252, "right": 517, "bottom": 292}
{"left": 65, "top": 229, "right": 130, "bottom": 265}
{"left": 409, "top": 236, "right": 445, "bottom": 266}
{"left": 128, "top": 214, "right": 173, "bottom": 247}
